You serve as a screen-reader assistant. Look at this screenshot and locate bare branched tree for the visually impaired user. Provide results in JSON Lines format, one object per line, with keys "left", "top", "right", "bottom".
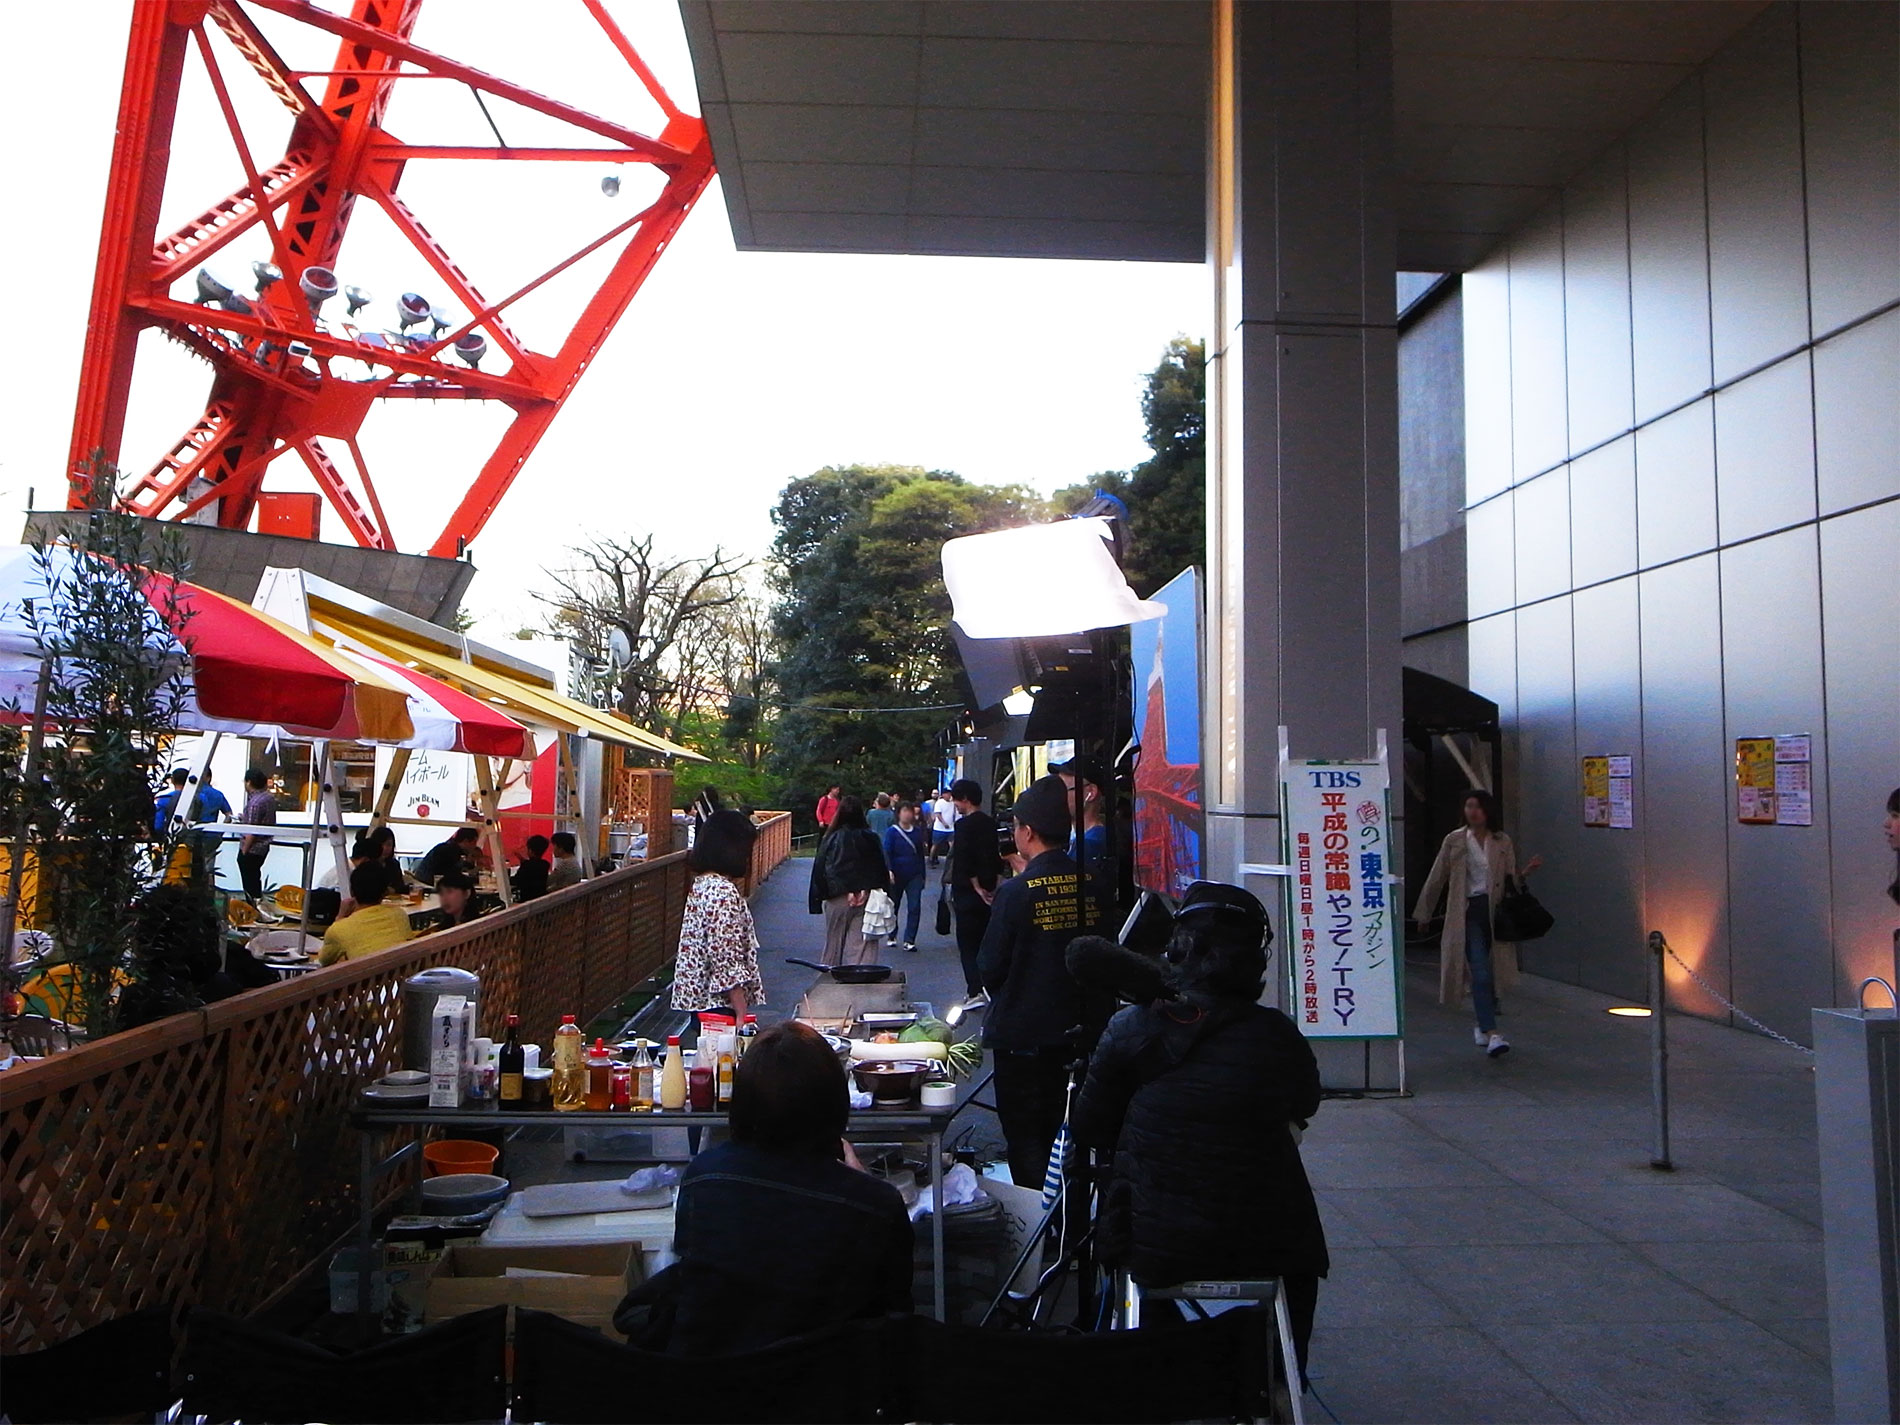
{"left": 537, "top": 535, "right": 751, "bottom": 731}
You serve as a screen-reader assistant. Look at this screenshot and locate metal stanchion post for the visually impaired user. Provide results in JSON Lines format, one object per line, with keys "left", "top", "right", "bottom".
{"left": 1647, "top": 931, "right": 1673, "bottom": 1172}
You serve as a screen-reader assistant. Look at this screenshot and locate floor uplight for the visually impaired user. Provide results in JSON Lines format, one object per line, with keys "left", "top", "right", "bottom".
{"left": 1606, "top": 1006, "right": 1653, "bottom": 1017}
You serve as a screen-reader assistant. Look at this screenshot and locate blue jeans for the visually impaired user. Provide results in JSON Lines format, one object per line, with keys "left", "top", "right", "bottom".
{"left": 1465, "top": 893, "right": 1498, "bottom": 1033}
{"left": 892, "top": 873, "right": 924, "bottom": 944}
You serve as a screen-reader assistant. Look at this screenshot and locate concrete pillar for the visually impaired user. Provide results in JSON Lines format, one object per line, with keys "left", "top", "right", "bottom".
{"left": 1205, "top": 1, "right": 1402, "bottom": 1082}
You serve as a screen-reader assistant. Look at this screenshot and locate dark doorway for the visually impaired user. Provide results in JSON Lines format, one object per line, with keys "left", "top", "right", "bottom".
{"left": 1401, "top": 667, "right": 1501, "bottom": 953}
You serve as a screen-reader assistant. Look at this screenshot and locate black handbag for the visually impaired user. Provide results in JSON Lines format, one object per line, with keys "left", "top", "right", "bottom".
{"left": 934, "top": 865, "right": 953, "bottom": 936}
{"left": 1493, "top": 875, "right": 1554, "bottom": 941}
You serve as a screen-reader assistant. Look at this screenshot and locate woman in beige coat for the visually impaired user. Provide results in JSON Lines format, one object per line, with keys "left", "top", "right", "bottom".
{"left": 1413, "top": 789, "right": 1541, "bottom": 1057}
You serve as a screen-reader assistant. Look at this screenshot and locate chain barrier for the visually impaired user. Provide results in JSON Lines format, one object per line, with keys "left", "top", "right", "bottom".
{"left": 1660, "top": 940, "right": 1815, "bottom": 1057}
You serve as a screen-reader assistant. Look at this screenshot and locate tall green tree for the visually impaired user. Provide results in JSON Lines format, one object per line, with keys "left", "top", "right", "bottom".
{"left": 1057, "top": 336, "right": 1205, "bottom": 595}
{"left": 768, "top": 465, "right": 1043, "bottom": 825}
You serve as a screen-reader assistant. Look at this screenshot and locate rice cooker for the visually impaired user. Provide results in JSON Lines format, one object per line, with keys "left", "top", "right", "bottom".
{"left": 402, "top": 967, "right": 482, "bottom": 1073}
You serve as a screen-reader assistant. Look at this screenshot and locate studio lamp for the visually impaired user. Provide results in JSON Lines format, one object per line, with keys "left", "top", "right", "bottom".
{"left": 251, "top": 260, "right": 283, "bottom": 295}
{"left": 601, "top": 174, "right": 621, "bottom": 197}
{"left": 429, "top": 306, "right": 453, "bottom": 338}
{"left": 344, "top": 285, "right": 372, "bottom": 318}
{"left": 194, "top": 268, "right": 234, "bottom": 305}
{"left": 453, "top": 333, "right": 487, "bottom": 368}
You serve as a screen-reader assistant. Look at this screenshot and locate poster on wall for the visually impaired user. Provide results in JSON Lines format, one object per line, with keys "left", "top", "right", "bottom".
{"left": 373, "top": 747, "right": 469, "bottom": 854}
{"left": 1129, "top": 568, "right": 1203, "bottom": 898}
{"left": 1735, "top": 737, "right": 1776, "bottom": 824}
{"left": 1279, "top": 750, "right": 1400, "bottom": 1040}
{"left": 1772, "top": 734, "right": 1812, "bottom": 827}
{"left": 1582, "top": 755, "right": 1635, "bottom": 829}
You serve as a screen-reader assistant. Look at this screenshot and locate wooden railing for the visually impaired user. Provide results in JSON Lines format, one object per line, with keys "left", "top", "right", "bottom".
{"left": 0, "top": 854, "right": 698, "bottom": 1353}
{"left": 743, "top": 811, "right": 793, "bottom": 895}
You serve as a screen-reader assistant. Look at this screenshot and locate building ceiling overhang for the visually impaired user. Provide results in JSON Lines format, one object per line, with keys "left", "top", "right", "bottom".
{"left": 679, "top": 0, "right": 1770, "bottom": 271}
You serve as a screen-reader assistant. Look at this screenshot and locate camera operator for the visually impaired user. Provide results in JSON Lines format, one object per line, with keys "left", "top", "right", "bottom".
{"left": 978, "top": 775, "right": 1106, "bottom": 1186}
{"left": 1073, "top": 882, "right": 1328, "bottom": 1379}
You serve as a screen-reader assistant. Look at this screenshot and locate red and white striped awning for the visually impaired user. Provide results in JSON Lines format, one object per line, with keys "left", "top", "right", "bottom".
{"left": 332, "top": 647, "right": 531, "bottom": 760}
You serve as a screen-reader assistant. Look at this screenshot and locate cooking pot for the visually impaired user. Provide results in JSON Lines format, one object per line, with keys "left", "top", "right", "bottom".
{"left": 785, "top": 957, "right": 892, "bottom": 985}
{"left": 851, "top": 1059, "right": 935, "bottom": 1104}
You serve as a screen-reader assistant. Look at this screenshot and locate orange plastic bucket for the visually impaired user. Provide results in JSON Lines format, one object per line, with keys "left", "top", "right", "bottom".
{"left": 422, "top": 1139, "right": 499, "bottom": 1178}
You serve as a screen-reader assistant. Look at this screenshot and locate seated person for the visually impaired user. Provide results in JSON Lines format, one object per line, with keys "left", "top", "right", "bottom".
{"left": 318, "top": 863, "right": 418, "bottom": 965}
{"left": 547, "top": 831, "right": 584, "bottom": 891}
{"left": 415, "top": 826, "right": 481, "bottom": 887}
{"left": 367, "top": 825, "right": 410, "bottom": 899}
{"left": 426, "top": 871, "right": 484, "bottom": 930}
{"left": 1073, "top": 882, "right": 1329, "bottom": 1378}
{"left": 512, "top": 834, "right": 552, "bottom": 900}
{"left": 628, "top": 1022, "right": 913, "bottom": 1355}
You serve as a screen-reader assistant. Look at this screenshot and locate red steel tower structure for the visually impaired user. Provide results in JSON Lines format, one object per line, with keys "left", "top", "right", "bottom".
{"left": 67, "top": 0, "right": 713, "bottom": 556}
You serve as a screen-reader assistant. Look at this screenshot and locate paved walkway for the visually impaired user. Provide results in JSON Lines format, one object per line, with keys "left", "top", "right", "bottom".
{"left": 1303, "top": 965, "right": 1829, "bottom": 1424}
{"left": 755, "top": 860, "right": 1832, "bottom": 1422}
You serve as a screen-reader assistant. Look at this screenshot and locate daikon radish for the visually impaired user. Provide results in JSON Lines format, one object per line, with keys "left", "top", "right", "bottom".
{"left": 849, "top": 1039, "right": 947, "bottom": 1064}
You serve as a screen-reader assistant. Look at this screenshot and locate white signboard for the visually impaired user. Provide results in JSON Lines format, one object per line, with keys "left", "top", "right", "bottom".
{"left": 373, "top": 747, "right": 469, "bottom": 854}
{"left": 1281, "top": 753, "right": 1401, "bottom": 1040}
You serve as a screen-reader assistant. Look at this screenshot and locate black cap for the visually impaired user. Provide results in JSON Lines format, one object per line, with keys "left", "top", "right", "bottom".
{"left": 1050, "top": 756, "right": 1107, "bottom": 789}
{"left": 1011, "top": 775, "right": 1073, "bottom": 845}
{"left": 1174, "top": 880, "right": 1271, "bottom": 946}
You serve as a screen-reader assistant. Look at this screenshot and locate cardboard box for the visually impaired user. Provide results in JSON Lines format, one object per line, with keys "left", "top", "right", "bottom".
{"left": 424, "top": 1241, "right": 641, "bottom": 1338}
{"left": 429, "top": 996, "right": 469, "bottom": 1108}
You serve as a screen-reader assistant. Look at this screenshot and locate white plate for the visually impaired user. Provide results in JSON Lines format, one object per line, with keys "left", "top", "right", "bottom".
{"left": 362, "top": 1081, "right": 431, "bottom": 1103}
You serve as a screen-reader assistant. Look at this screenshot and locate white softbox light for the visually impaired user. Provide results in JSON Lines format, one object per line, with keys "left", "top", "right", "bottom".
{"left": 940, "top": 517, "right": 1166, "bottom": 639}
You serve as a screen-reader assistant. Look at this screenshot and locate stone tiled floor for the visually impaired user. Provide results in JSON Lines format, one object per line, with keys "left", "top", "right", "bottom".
{"left": 1302, "top": 964, "right": 1830, "bottom": 1424}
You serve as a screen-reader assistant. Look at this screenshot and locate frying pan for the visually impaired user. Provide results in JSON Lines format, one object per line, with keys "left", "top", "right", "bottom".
{"left": 785, "top": 957, "right": 893, "bottom": 984}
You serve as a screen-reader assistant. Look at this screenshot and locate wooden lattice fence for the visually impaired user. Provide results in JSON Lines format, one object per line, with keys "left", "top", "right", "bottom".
{"left": 0, "top": 852, "right": 695, "bottom": 1353}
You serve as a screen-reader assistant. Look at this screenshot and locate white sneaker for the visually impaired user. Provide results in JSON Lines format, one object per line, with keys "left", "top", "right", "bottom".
{"left": 1473, "top": 1026, "right": 1488, "bottom": 1047}
{"left": 963, "top": 990, "right": 990, "bottom": 1010}
{"left": 1486, "top": 1032, "right": 1511, "bottom": 1058}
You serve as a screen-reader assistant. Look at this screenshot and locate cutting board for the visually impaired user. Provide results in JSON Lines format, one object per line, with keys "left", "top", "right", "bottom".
{"left": 520, "top": 1181, "right": 675, "bottom": 1218}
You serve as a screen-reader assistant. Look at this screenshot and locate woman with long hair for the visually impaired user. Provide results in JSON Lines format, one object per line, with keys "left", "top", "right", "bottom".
{"left": 806, "top": 795, "right": 890, "bottom": 965}
{"left": 1413, "top": 788, "right": 1542, "bottom": 1057}
{"left": 672, "top": 809, "right": 764, "bottom": 1017}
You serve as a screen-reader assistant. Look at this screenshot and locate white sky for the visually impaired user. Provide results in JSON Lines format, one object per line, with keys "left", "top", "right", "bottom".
{"left": 0, "top": 1, "right": 1204, "bottom": 632}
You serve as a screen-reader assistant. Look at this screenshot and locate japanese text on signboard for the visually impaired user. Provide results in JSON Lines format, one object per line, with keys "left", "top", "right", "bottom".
{"left": 1282, "top": 760, "right": 1399, "bottom": 1040}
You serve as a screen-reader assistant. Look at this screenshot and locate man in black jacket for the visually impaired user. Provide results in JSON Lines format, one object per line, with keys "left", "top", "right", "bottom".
{"left": 1073, "top": 881, "right": 1328, "bottom": 1378}
{"left": 977, "top": 775, "right": 1098, "bottom": 1187}
{"left": 947, "top": 778, "right": 1002, "bottom": 1001}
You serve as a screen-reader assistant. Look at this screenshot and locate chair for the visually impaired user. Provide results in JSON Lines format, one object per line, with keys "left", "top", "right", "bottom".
{"left": 0, "top": 1306, "right": 174, "bottom": 1423}
{"left": 2, "top": 1013, "right": 88, "bottom": 1056}
{"left": 180, "top": 1303, "right": 507, "bottom": 1424}
{"left": 225, "top": 898, "right": 258, "bottom": 928}
{"left": 512, "top": 1308, "right": 887, "bottom": 1424}
{"left": 903, "top": 1308, "right": 1271, "bottom": 1424}
{"left": 248, "top": 928, "right": 320, "bottom": 956}
{"left": 272, "top": 884, "right": 304, "bottom": 914}
{"left": 1118, "top": 1277, "right": 1303, "bottom": 1425}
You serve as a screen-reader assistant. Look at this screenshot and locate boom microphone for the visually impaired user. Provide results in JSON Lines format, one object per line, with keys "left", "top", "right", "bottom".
{"left": 1066, "top": 935, "right": 1175, "bottom": 1006}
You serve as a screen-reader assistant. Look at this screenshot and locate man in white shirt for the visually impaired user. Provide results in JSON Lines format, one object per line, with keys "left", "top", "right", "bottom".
{"left": 929, "top": 791, "right": 957, "bottom": 866}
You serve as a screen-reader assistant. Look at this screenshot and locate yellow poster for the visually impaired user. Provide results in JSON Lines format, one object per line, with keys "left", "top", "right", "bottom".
{"left": 1581, "top": 757, "right": 1610, "bottom": 827}
{"left": 1735, "top": 737, "right": 1776, "bottom": 824}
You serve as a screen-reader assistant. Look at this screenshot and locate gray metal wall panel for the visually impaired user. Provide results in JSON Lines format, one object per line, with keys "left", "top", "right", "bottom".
{"left": 1512, "top": 467, "right": 1572, "bottom": 606}
{"left": 1465, "top": 492, "right": 1515, "bottom": 618}
{"left": 1463, "top": 255, "right": 1515, "bottom": 502}
{"left": 1799, "top": 0, "right": 1900, "bottom": 335}
{"left": 1635, "top": 398, "right": 1718, "bottom": 569}
{"left": 1628, "top": 77, "right": 1714, "bottom": 424}
{"left": 1639, "top": 554, "right": 1733, "bottom": 1021}
{"left": 1813, "top": 309, "right": 1900, "bottom": 516}
{"left": 1721, "top": 530, "right": 1833, "bottom": 1043}
{"left": 1467, "top": 611, "right": 1519, "bottom": 830}
{"left": 1820, "top": 502, "right": 1900, "bottom": 1002}
{"left": 1512, "top": 595, "right": 1580, "bottom": 985}
{"left": 1570, "top": 436, "right": 1639, "bottom": 589}
{"left": 1398, "top": 285, "right": 1467, "bottom": 550}
{"left": 1713, "top": 352, "right": 1817, "bottom": 543}
{"left": 1563, "top": 146, "right": 1636, "bottom": 457}
{"left": 1571, "top": 578, "right": 1649, "bottom": 1000}
{"left": 1704, "top": 3, "right": 1810, "bottom": 383}
{"left": 1509, "top": 207, "right": 1571, "bottom": 481}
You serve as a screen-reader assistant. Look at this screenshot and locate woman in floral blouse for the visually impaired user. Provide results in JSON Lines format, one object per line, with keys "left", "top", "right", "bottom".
{"left": 672, "top": 809, "right": 764, "bottom": 1016}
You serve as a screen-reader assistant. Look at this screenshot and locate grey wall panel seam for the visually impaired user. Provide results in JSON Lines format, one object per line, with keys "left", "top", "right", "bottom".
{"left": 1463, "top": 294, "right": 1900, "bottom": 516}
{"left": 1485, "top": 491, "right": 1898, "bottom": 616}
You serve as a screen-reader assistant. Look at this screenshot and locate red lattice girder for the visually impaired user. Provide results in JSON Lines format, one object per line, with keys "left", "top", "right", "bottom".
{"left": 69, "top": 0, "right": 714, "bottom": 556}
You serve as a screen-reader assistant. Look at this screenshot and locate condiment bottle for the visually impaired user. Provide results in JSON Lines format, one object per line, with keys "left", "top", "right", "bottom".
{"left": 716, "top": 1050, "right": 735, "bottom": 1106}
{"left": 633, "top": 1039, "right": 655, "bottom": 1111}
{"left": 551, "top": 1015, "right": 586, "bottom": 1111}
{"left": 610, "top": 1059, "right": 633, "bottom": 1111}
{"left": 658, "top": 1034, "right": 687, "bottom": 1110}
{"left": 498, "top": 1014, "right": 525, "bottom": 1107}
{"left": 688, "top": 1053, "right": 715, "bottom": 1112}
{"left": 736, "top": 1014, "right": 758, "bottom": 1057}
{"left": 584, "top": 1037, "right": 612, "bottom": 1111}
